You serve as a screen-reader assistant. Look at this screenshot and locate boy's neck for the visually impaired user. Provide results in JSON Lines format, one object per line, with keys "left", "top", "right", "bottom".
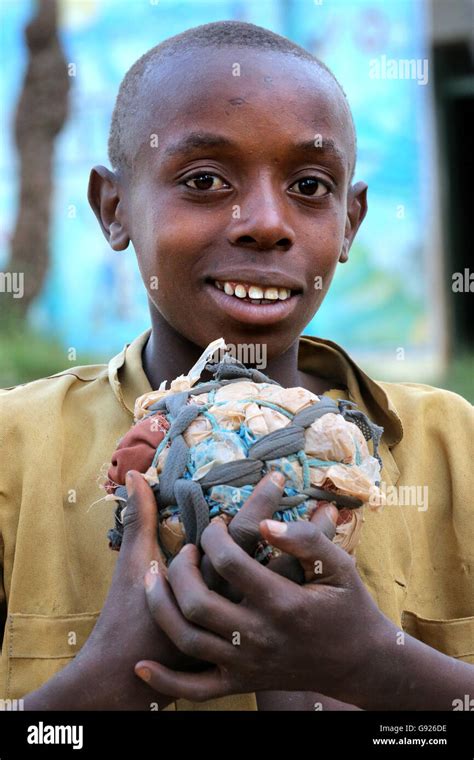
{"left": 142, "top": 310, "right": 334, "bottom": 395}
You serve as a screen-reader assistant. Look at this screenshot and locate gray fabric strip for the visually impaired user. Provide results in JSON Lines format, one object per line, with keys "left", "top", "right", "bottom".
{"left": 248, "top": 426, "right": 306, "bottom": 460}
{"left": 174, "top": 478, "right": 210, "bottom": 544}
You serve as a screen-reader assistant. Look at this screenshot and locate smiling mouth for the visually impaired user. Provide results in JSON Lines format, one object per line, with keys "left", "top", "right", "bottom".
{"left": 204, "top": 278, "right": 303, "bottom": 326}
{"left": 207, "top": 278, "right": 302, "bottom": 304}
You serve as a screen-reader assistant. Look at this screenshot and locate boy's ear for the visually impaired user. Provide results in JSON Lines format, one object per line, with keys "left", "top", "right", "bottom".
{"left": 87, "top": 165, "right": 130, "bottom": 251}
{"left": 340, "top": 181, "right": 368, "bottom": 263}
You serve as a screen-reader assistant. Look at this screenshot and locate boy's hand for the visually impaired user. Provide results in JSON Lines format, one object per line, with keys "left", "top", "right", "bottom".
{"left": 200, "top": 471, "right": 336, "bottom": 600}
{"left": 134, "top": 477, "right": 394, "bottom": 705}
{"left": 24, "top": 471, "right": 199, "bottom": 710}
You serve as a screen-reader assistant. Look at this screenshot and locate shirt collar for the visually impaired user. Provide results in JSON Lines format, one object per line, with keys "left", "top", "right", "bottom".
{"left": 298, "top": 335, "right": 403, "bottom": 447}
{"left": 107, "top": 329, "right": 152, "bottom": 416}
{"left": 108, "top": 329, "right": 403, "bottom": 448}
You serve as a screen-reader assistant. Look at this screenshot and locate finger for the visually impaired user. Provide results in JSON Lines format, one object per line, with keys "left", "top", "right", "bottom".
{"left": 118, "top": 472, "right": 166, "bottom": 576}
{"left": 200, "top": 554, "right": 244, "bottom": 603}
{"left": 121, "top": 470, "right": 158, "bottom": 549}
{"left": 200, "top": 519, "right": 286, "bottom": 603}
{"left": 144, "top": 566, "right": 237, "bottom": 664}
{"left": 202, "top": 545, "right": 304, "bottom": 593}
{"left": 200, "top": 471, "right": 285, "bottom": 600}
{"left": 228, "top": 471, "right": 287, "bottom": 554}
{"left": 263, "top": 504, "right": 337, "bottom": 584}
{"left": 267, "top": 553, "right": 305, "bottom": 584}
{"left": 259, "top": 518, "right": 354, "bottom": 584}
{"left": 135, "top": 660, "right": 232, "bottom": 702}
{"left": 167, "top": 544, "right": 254, "bottom": 636}
{"left": 308, "top": 501, "right": 338, "bottom": 540}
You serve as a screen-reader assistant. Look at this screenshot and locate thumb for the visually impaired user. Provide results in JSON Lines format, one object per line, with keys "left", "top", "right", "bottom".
{"left": 263, "top": 502, "right": 338, "bottom": 586}
{"left": 259, "top": 512, "right": 352, "bottom": 584}
{"left": 120, "top": 470, "right": 159, "bottom": 556}
{"left": 308, "top": 500, "right": 339, "bottom": 540}
{"left": 228, "top": 470, "right": 287, "bottom": 554}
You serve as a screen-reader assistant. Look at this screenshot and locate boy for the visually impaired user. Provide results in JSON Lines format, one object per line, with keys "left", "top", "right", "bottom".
{"left": 0, "top": 21, "right": 473, "bottom": 711}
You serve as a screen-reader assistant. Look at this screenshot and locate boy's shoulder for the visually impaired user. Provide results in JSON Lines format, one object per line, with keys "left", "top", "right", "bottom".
{"left": 1, "top": 361, "right": 108, "bottom": 392}
{"left": 0, "top": 362, "right": 109, "bottom": 399}
{"left": 0, "top": 362, "right": 111, "bottom": 435}
{"left": 0, "top": 359, "right": 132, "bottom": 496}
{"left": 377, "top": 378, "right": 473, "bottom": 416}
{"left": 0, "top": 332, "right": 149, "bottom": 426}
{"left": 375, "top": 379, "right": 473, "bottom": 455}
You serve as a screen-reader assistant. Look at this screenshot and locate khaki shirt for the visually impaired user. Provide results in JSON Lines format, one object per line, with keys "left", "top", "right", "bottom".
{"left": 1, "top": 330, "right": 473, "bottom": 709}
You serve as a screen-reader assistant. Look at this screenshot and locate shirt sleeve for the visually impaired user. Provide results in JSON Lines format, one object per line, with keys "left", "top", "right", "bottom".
{"left": 386, "top": 382, "right": 474, "bottom": 663}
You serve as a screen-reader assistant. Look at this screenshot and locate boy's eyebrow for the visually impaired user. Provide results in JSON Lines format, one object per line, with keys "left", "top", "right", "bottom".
{"left": 293, "top": 137, "right": 346, "bottom": 164}
{"left": 162, "top": 132, "right": 235, "bottom": 158}
{"left": 162, "top": 131, "right": 347, "bottom": 167}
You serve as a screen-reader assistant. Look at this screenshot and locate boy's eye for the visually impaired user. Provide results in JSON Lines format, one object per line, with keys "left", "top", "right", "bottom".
{"left": 184, "top": 173, "right": 229, "bottom": 191}
{"left": 289, "top": 177, "right": 329, "bottom": 197}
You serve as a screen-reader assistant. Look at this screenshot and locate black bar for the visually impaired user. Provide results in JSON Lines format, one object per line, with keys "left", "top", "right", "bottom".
{"left": 0, "top": 710, "right": 473, "bottom": 757}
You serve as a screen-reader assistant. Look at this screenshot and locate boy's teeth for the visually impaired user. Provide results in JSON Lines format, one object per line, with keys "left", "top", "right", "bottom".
{"left": 264, "top": 287, "right": 279, "bottom": 300}
{"left": 215, "top": 280, "right": 292, "bottom": 300}
{"left": 248, "top": 285, "right": 264, "bottom": 299}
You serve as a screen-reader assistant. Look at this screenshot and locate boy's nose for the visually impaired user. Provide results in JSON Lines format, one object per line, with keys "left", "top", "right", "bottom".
{"left": 227, "top": 184, "right": 295, "bottom": 252}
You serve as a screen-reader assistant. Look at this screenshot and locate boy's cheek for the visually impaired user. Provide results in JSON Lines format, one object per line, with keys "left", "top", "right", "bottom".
{"left": 306, "top": 255, "right": 341, "bottom": 297}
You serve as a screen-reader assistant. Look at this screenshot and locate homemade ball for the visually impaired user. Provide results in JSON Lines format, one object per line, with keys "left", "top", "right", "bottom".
{"left": 104, "top": 344, "right": 385, "bottom": 562}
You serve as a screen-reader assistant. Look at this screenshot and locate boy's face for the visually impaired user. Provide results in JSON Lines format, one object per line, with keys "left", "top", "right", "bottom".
{"left": 93, "top": 48, "right": 367, "bottom": 359}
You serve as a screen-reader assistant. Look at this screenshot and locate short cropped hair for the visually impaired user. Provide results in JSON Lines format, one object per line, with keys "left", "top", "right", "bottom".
{"left": 108, "top": 20, "right": 356, "bottom": 177}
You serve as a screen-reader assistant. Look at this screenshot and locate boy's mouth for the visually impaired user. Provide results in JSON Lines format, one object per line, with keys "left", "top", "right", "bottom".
{"left": 205, "top": 277, "right": 303, "bottom": 326}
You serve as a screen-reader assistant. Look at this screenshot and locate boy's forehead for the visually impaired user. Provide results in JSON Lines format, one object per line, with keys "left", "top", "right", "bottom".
{"left": 130, "top": 47, "right": 354, "bottom": 174}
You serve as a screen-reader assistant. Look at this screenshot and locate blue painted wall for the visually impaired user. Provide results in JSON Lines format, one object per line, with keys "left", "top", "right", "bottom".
{"left": 0, "top": 0, "right": 436, "bottom": 362}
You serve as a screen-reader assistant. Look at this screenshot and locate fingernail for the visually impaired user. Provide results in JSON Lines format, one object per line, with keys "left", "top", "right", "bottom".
{"left": 125, "top": 471, "right": 134, "bottom": 493}
{"left": 269, "top": 471, "right": 285, "bottom": 486}
{"left": 311, "top": 500, "right": 338, "bottom": 525}
{"left": 263, "top": 519, "right": 287, "bottom": 535}
{"left": 323, "top": 505, "right": 339, "bottom": 525}
{"left": 136, "top": 667, "right": 151, "bottom": 682}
